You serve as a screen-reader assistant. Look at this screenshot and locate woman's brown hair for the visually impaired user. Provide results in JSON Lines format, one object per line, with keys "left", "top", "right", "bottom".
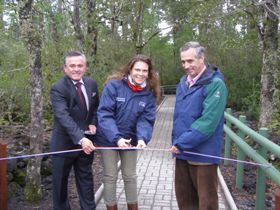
{"left": 106, "top": 54, "right": 161, "bottom": 102}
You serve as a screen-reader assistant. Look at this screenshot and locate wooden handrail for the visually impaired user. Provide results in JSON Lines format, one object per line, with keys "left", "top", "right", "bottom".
{"left": 275, "top": 188, "right": 280, "bottom": 210}
{"left": 0, "top": 139, "right": 8, "bottom": 210}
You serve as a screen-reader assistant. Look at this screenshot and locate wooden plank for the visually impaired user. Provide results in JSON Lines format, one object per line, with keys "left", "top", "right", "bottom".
{"left": 275, "top": 188, "right": 280, "bottom": 210}
{"left": 0, "top": 139, "right": 8, "bottom": 210}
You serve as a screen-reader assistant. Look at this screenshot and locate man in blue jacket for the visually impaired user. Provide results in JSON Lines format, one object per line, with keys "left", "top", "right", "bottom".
{"left": 170, "top": 41, "right": 227, "bottom": 210}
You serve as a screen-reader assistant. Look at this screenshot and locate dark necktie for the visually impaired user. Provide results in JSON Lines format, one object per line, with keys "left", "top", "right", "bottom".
{"left": 75, "top": 82, "right": 87, "bottom": 111}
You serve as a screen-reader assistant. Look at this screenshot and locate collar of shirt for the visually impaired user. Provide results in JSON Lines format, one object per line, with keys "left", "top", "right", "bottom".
{"left": 72, "top": 79, "right": 84, "bottom": 86}
{"left": 186, "top": 65, "right": 206, "bottom": 87}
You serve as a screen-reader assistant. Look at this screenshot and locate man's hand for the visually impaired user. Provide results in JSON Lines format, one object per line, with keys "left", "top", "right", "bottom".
{"left": 80, "top": 137, "right": 95, "bottom": 154}
{"left": 169, "top": 145, "right": 180, "bottom": 154}
{"left": 117, "top": 138, "right": 132, "bottom": 148}
{"left": 88, "top": 124, "right": 97, "bottom": 134}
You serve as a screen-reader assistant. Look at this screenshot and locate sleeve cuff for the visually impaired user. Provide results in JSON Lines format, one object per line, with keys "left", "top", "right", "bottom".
{"left": 78, "top": 139, "right": 83, "bottom": 145}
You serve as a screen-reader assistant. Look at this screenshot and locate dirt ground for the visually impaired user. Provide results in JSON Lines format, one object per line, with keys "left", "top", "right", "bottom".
{"left": 7, "top": 150, "right": 103, "bottom": 210}
{"left": 4, "top": 127, "right": 280, "bottom": 210}
{"left": 219, "top": 161, "right": 278, "bottom": 210}
{"left": 7, "top": 151, "right": 279, "bottom": 210}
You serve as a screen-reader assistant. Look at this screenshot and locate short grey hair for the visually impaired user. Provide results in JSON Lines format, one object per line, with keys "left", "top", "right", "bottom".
{"left": 180, "top": 41, "right": 205, "bottom": 58}
{"left": 64, "top": 51, "right": 86, "bottom": 65}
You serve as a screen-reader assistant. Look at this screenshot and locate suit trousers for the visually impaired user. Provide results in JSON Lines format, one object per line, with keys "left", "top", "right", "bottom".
{"left": 175, "top": 159, "right": 218, "bottom": 210}
{"left": 100, "top": 149, "right": 138, "bottom": 206}
{"left": 52, "top": 152, "right": 95, "bottom": 210}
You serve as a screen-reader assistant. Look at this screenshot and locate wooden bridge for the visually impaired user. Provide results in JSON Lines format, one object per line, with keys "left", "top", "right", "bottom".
{"left": 1, "top": 95, "right": 280, "bottom": 210}
{"left": 96, "top": 96, "right": 235, "bottom": 209}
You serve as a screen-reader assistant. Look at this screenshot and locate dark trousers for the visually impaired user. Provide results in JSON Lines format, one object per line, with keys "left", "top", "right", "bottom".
{"left": 52, "top": 152, "right": 95, "bottom": 210}
{"left": 175, "top": 159, "right": 218, "bottom": 210}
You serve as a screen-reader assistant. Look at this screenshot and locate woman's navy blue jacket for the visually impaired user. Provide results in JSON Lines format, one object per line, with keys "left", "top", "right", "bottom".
{"left": 95, "top": 77, "right": 156, "bottom": 147}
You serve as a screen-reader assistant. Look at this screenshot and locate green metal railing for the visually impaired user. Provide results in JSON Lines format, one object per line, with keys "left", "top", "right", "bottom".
{"left": 160, "top": 85, "right": 177, "bottom": 95}
{"left": 160, "top": 87, "right": 280, "bottom": 208}
{"left": 223, "top": 108, "right": 280, "bottom": 210}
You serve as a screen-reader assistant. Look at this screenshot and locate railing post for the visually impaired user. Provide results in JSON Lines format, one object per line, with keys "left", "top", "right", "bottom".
{"left": 224, "top": 108, "right": 232, "bottom": 166}
{"left": 160, "top": 87, "right": 164, "bottom": 97}
{"left": 255, "top": 127, "right": 268, "bottom": 210}
{"left": 0, "top": 139, "right": 8, "bottom": 210}
{"left": 236, "top": 115, "right": 246, "bottom": 189}
{"left": 275, "top": 188, "right": 280, "bottom": 210}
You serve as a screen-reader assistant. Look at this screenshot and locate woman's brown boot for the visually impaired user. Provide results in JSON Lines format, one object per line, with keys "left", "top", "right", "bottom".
{"left": 106, "top": 204, "right": 118, "bottom": 210}
{"left": 127, "top": 203, "right": 138, "bottom": 210}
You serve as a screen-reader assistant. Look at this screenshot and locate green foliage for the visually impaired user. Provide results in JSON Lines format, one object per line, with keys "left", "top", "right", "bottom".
{"left": 24, "top": 184, "right": 42, "bottom": 202}
{"left": 201, "top": 13, "right": 262, "bottom": 113}
{"left": 240, "top": 81, "right": 260, "bottom": 120}
{"left": 173, "top": 24, "right": 194, "bottom": 55}
{"left": 268, "top": 74, "right": 280, "bottom": 134}
{"left": 2, "top": 0, "right": 280, "bottom": 206}
{"left": 0, "top": 30, "right": 30, "bottom": 124}
{"left": 274, "top": 160, "right": 280, "bottom": 171}
{"left": 269, "top": 116, "right": 280, "bottom": 136}
{"left": 145, "top": 36, "right": 182, "bottom": 85}
{"left": 14, "top": 168, "right": 27, "bottom": 187}
{"left": 0, "top": 0, "right": 277, "bottom": 129}
{"left": 8, "top": 182, "right": 21, "bottom": 197}
{"left": 268, "top": 88, "right": 280, "bottom": 135}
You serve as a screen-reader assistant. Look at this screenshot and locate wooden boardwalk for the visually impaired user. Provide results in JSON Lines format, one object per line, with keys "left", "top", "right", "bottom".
{"left": 96, "top": 95, "right": 233, "bottom": 209}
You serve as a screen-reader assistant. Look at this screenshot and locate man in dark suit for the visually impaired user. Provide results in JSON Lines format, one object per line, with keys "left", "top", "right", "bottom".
{"left": 50, "top": 51, "right": 99, "bottom": 210}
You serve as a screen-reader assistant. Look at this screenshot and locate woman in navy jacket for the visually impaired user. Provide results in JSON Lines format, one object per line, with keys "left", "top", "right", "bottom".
{"left": 95, "top": 54, "right": 160, "bottom": 210}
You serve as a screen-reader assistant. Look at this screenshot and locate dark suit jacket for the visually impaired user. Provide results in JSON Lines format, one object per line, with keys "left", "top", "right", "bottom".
{"left": 50, "top": 75, "right": 99, "bottom": 152}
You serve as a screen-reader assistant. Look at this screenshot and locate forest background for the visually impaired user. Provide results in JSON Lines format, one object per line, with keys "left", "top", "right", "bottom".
{"left": 0, "top": 0, "right": 279, "bottom": 203}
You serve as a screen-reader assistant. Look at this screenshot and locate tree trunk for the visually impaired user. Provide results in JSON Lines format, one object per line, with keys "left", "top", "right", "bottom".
{"left": 133, "top": 0, "right": 144, "bottom": 54}
{"left": 86, "top": 0, "right": 98, "bottom": 58}
{"left": 0, "top": 0, "right": 4, "bottom": 29}
{"left": 122, "top": 19, "right": 129, "bottom": 41}
{"left": 258, "top": 0, "right": 279, "bottom": 128}
{"left": 47, "top": 0, "right": 61, "bottom": 46}
{"left": 72, "top": 0, "right": 84, "bottom": 49}
{"left": 18, "top": 0, "right": 43, "bottom": 201}
{"left": 111, "top": 3, "right": 118, "bottom": 35}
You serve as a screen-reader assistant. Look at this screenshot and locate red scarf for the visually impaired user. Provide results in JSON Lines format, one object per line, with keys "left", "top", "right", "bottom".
{"left": 127, "top": 79, "right": 144, "bottom": 92}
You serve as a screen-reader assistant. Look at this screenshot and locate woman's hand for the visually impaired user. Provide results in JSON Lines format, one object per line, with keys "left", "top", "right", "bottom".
{"left": 136, "top": 140, "right": 146, "bottom": 148}
{"left": 117, "top": 138, "right": 132, "bottom": 148}
{"left": 169, "top": 145, "right": 180, "bottom": 154}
